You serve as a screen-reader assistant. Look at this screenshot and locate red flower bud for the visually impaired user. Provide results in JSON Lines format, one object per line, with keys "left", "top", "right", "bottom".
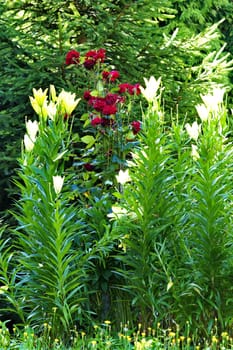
{"left": 131, "top": 121, "right": 141, "bottom": 134}
{"left": 84, "top": 163, "right": 95, "bottom": 171}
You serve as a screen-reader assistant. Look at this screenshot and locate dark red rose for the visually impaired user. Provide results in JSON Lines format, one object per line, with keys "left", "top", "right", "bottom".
{"left": 91, "top": 97, "right": 106, "bottom": 112}
{"left": 131, "top": 120, "right": 141, "bottom": 134}
{"left": 83, "top": 90, "right": 92, "bottom": 100}
{"left": 102, "top": 104, "right": 117, "bottom": 115}
{"left": 109, "top": 70, "right": 120, "bottom": 82}
{"left": 88, "top": 96, "right": 95, "bottom": 106}
{"left": 105, "top": 93, "right": 119, "bottom": 105}
{"left": 118, "top": 83, "right": 131, "bottom": 94}
{"left": 129, "top": 83, "right": 141, "bottom": 95}
{"left": 84, "top": 48, "right": 106, "bottom": 69}
{"left": 95, "top": 48, "right": 106, "bottom": 62}
{"left": 101, "top": 118, "right": 114, "bottom": 126}
{"left": 118, "top": 83, "right": 141, "bottom": 95}
{"left": 103, "top": 70, "right": 120, "bottom": 82}
{"left": 91, "top": 117, "right": 104, "bottom": 126}
{"left": 83, "top": 59, "right": 96, "bottom": 70}
{"left": 102, "top": 71, "right": 110, "bottom": 80}
{"left": 65, "top": 50, "right": 80, "bottom": 65}
{"left": 84, "top": 163, "right": 94, "bottom": 171}
{"left": 85, "top": 50, "right": 97, "bottom": 59}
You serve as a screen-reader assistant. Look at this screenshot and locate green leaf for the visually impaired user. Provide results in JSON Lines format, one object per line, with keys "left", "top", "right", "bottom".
{"left": 81, "top": 135, "right": 96, "bottom": 148}
{"left": 53, "top": 150, "right": 68, "bottom": 162}
{"left": 80, "top": 113, "right": 89, "bottom": 121}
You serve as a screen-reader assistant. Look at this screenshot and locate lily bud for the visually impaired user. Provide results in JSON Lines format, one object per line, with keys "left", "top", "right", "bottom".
{"left": 53, "top": 175, "right": 65, "bottom": 195}
{"left": 24, "top": 134, "right": 35, "bottom": 152}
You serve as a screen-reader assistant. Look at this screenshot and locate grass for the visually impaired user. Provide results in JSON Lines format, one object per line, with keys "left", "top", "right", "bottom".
{"left": 1, "top": 320, "right": 233, "bottom": 349}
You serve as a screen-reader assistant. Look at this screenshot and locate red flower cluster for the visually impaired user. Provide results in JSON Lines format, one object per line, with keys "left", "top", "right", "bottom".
{"left": 65, "top": 50, "right": 80, "bottom": 65}
{"left": 85, "top": 48, "right": 106, "bottom": 62}
{"left": 66, "top": 48, "right": 142, "bottom": 146}
{"left": 119, "top": 83, "right": 141, "bottom": 95}
{"left": 84, "top": 91, "right": 124, "bottom": 117}
{"left": 65, "top": 49, "right": 140, "bottom": 99}
{"left": 65, "top": 48, "right": 106, "bottom": 69}
{"left": 84, "top": 48, "right": 106, "bottom": 70}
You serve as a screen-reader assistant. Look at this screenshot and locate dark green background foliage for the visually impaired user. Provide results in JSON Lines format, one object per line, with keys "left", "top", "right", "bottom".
{"left": 0, "top": 0, "right": 232, "bottom": 213}
{"left": 174, "top": 0, "right": 233, "bottom": 55}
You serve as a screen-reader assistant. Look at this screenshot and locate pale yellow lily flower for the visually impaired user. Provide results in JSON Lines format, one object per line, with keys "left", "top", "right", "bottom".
{"left": 107, "top": 205, "right": 128, "bottom": 219}
{"left": 57, "top": 90, "right": 80, "bottom": 116}
{"left": 30, "top": 88, "right": 49, "bottom": 119}
{"left": 30, "top": 88, "right": 48, "bottom": 107}
{"left": 29, "top": 96, "right": 42, "bottom": 115}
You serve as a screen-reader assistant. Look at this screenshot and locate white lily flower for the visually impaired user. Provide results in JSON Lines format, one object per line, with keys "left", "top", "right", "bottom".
{"left": 25, "top": 119, "right": 39, "bottom": 142}
{"left": 107, "top": 205, "right": 128, "bottom": 219}
{"left": 201, "top": 87, "right": 225, "bottom": 112}
{"left": 195, "top": 104, "right": 209, "bottom": 122}
{"left": 116, "top": 169, "right": 131, "bottom": 185}
{"left": 53, "top": 175, "right": 65, "bottom": 195}
{"left": 46, "top": 101, "right": 57, "bottom": 120}
{"left": 140, "top": 76, "right": 161, "bottom": 102}
{"left": 185, "top": 121, "right": 200, "bottom": 141}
